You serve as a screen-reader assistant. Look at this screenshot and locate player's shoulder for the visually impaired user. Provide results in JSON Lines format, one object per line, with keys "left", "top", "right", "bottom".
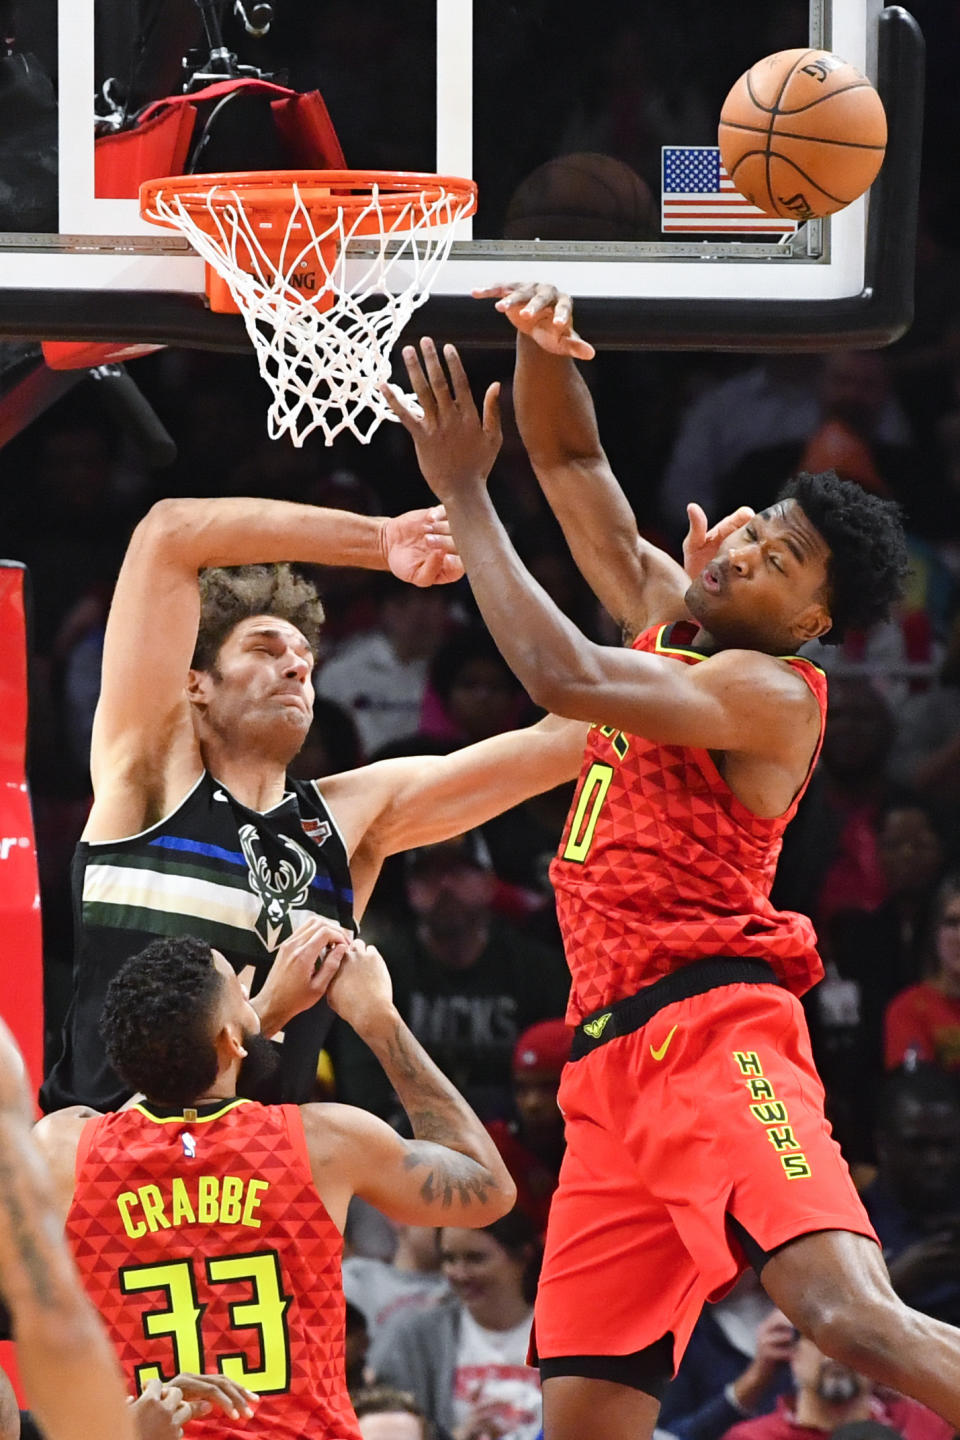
{"left": 298, "top": 1100, "right": 382, "bottom": 1156}
{"left": 697, "top": 648, "right": 821, "bottom": 722}
{"left": 33, "top": 1105, "right": 100, "bottom": 1156}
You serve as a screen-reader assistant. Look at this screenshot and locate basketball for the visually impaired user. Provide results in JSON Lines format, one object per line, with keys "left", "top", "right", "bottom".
{"left": 718, "top": 48, "right": 887, "bottom": 220}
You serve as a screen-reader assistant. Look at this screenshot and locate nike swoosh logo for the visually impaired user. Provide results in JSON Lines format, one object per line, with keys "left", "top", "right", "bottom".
{"left": 650, "top": 1024, "right": 678, "bottom": 1062}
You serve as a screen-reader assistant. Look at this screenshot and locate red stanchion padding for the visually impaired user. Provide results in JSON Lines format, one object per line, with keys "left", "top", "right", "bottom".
{"left": 0, "top": 563, "right": 42, "bottom": 1092}
{"left": 0, "top": 563, "right": 43, "bottom": 1404}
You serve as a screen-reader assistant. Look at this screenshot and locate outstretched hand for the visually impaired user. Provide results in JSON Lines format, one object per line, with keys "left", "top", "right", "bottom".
{"left": 381, "top": 503, "right": 465, "bottom": 586}
{"left": 474, "top": 282, "right": 595, "bottom": 360}
{"left": 682, "top": 502, "right": 755, "bottom": 580}
{"left": 381, "top": 338, "right": 502, "bottom": 505}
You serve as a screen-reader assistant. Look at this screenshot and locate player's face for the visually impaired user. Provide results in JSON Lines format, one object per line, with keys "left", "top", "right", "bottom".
{"left": 211, "top": 950, "right": 260, "bottom": 1036}
{"left": 684, "top": 501, "right": 832, "bottom": 652}
{"left": 191, "top": 615, "right": 316, "bottom": 762}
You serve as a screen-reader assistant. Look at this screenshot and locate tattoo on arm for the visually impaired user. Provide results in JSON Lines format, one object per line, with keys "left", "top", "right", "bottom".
{"left": 379, "top": 1020, "right": 502, "bottom": 1207}
{"left": 0, "top": 1147, "right": 56, "bottom": 1308}
{"left": 402, "top": 1146, "right": 495, "bottom": 1210}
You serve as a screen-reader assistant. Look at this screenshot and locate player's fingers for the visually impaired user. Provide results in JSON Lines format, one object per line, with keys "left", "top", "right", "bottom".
{"left": 471, "top": 285, "right": 515, "bottom": 299}
{"left": 708, "top": 504, "right": 754, "bottom": 542}
{"left": 442, "top": 344, "right": 480, "bottom": 413}
{"left": 685, "top": 501, "right": 708, "bottom": 541}
{"left": 424, "top": 531, "right": 458, "bottom": 552}
{"left": 399, "top": 346, "right": 439, "bottom": 423}
{"left": 437, "top": 553, "right": 466, "bottom": 583}
{"left": 482, "top": 381, "right": 502, "bottom": 443}
{"left": 310, "top": 953, "right": 343, "bottom": 998}
{"left": 425, "top": 503, "right": 452, "bottom": 535}
{"left": 561, "top": 331, "right": 596, "bottom": 361}
{"left": 419, "top": 337, "right": 456, "bottom": 413}
{"left": 380, "top": 380, "right": 420, "bottom": 430}
{"left": 520, "top": 287, "right": 558, "bottom": 319}
{"left": 494, "top": 284, "right": 536, "bottom": 311}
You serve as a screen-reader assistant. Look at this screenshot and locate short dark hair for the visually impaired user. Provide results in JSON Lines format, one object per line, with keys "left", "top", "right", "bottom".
{"left": 775, "top": 471, "right": 909, "bottom": 644}
{"left": 352, "top": 1385, "right": 433, "bottom": 1439}
{"left": 191, "top": 564, "right": 324, "bottom": 671}
{"left": 100, "top": 936, "right": 225, "bottom": 1105}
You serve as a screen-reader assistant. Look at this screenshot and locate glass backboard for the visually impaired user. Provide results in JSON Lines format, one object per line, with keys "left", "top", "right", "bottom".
{"left": 0, "top": 0, "right": 924, "bottom": 353}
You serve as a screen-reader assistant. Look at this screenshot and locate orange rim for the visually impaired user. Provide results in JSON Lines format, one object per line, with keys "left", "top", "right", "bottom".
{"left": 140, "top": 169, "right": 477, "bottom": 225}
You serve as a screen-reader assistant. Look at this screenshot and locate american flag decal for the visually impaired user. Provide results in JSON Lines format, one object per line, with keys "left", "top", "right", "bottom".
{"left": 661, "top": 147, "right": 798, "bottom": 235}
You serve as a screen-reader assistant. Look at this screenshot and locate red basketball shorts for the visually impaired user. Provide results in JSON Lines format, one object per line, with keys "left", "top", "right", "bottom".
{"left": 534, "top": 979, "right": 877, "bottom": 1372}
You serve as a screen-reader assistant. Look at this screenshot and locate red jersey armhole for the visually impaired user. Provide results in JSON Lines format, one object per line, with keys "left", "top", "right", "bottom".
{"left": 280, "top": 1104, "right": 319, "bottom": 1185}
{"left": 74, "top": 1114, "right": 102, "bottom": 1183}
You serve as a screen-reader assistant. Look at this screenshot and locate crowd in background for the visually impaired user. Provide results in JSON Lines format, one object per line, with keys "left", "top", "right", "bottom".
{"left": 2, "top": 1, "right": 960, "bottom": 1438}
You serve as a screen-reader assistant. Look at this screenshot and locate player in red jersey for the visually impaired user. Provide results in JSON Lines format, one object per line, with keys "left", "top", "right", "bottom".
{"left": 0, "top": 1017, "right": 244, "bottom": 1440}
{"left": 33, "top": 918, "right": 516, "bottom": 1440}
{"left": 382, "top": 288, "right": 960, "bottom": 1440}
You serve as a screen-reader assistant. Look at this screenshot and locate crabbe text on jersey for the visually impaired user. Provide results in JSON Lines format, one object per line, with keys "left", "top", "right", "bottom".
{"left": 116, "top": 1174, "right": 269, "bottom": 1237}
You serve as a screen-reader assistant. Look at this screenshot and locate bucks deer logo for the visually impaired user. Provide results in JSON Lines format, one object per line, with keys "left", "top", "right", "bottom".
{"left": 239, "top": 824, "right": 317, "bottom": 951}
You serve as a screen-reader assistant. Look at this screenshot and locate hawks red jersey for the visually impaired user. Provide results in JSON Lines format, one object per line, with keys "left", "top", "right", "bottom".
{"left": 550, "top": 621, "right": 827, "bottom": 1021}
{"left": 67, "top": 1097, "right": 361, "bottom": 1440}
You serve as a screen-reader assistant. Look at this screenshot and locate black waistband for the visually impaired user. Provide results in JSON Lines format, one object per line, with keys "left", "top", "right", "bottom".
{"left": 570, "top": 958, "right": 778, "bottom": 1059}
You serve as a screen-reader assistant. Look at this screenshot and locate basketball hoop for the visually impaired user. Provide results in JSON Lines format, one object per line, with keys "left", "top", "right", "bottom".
{"left": 139, "top": 169, "right": 477, "bottom": 446}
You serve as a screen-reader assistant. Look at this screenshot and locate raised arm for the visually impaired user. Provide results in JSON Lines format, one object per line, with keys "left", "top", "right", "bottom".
{"left": 0, "top": 1025, "right": 135, "bottom": 1440}
{"left": 88, "top": 496, "right": 462, "bottom": 830}
{"left": 476, "top": 283, "right": 685, "bottom": 639}
{"left": 479, "top": 284, "right": 753, "bottom": 640}
{"left": 300, "top": 941, "right": 516, "bottom": 1229}
{"left": 319, "top": 712, "right": 588, "bottom": 917}
{"left": 383, "top": 341, "right": 820, "bottom": 805}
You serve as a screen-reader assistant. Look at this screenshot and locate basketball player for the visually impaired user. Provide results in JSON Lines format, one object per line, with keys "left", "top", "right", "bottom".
{"left": 0, "top": 1016, "right": 251, "bottom": 1440}
{"left": 34, "top": 931, "right": 516, "bottom": 1440}
{"left": 40, "top": 495, "right": 587, "bottom": 1113}
{"left": 382, "top": 296, "right": 960, "bottom": 1440}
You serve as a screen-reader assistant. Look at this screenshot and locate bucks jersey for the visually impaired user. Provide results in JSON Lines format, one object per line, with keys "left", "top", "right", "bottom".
{"left": 551, "top": 622, "right": 828, "bottom": 1021}
{"left": 41, "top": 772, "right": 354, "bottom": 1112}
{"left": 68, "top": 1098, "right": 361, "bottom": 1440}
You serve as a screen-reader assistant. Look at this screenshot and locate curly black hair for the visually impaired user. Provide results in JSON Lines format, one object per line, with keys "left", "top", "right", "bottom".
{"left": 191, "top": 564, "right": 325, "bottom": 671}
{"left": 775, "top": 471, "right": 909, "bottom": 645}
{"left": 100, "top": 935, "right": 225, "bottom": 1105}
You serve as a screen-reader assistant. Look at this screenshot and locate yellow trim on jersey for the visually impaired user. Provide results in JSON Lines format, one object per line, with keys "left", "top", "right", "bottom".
{"left": 655, "top": 624, "right": 827, "bottom": 678}
{"left": 653, "top": 624, "right": 707, "bottom": 661}
{"left": 133, "top": 1098, "right": 251, "bottom": 1125}
{"left": 776, "top": 652, "right": 826, "bottom": 677}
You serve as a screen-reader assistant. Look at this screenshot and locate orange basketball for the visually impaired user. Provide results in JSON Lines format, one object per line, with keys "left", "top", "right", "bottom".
{"left": 718, "top": 48, "right": 887, "bottom": 220}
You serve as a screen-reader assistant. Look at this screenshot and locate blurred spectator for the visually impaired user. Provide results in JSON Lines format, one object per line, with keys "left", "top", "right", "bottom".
{"left": 287, "top": 694, "right": 364, "bottom": 781}
{"left": 815, "top": 799, "right": 946, "bottom": 1161}
{"left": 353, "top": 1385, "right": 437, "bottom": 1440}
{"left": 319, "top": 577, "right": 455, "bottom": 756}
{"left": 485, "top": 1020, "right": 571, "bottom": 1237}
{"left": 480, "top": 781, "right": 576, "bottom": 945}
{"left": 346, "top": 1299, "right": 375, "bottom": 1395}
{"left": 884, "top": 873, "right": 960, "bottom": 1071}
{"left": 419, "top": 629, "right": 535, "bottom": 746}
{"left": 660, "top": 1274, "right": 793, "bottom": 1440}
{"left": 374, "top": 1212, "right": 542, "bottom": 1440}
{"left": 773, "top": 678, "right": 899, "bottom": 931}
{"left": 888, "top": 614, "right": 960, "bottom": 824}
{"left": 334, "top": 833, "right": 570, "bottom": 1121}
{"left": 344, "top": 1223, "right": 449, "bottom": 1365}
{"left": 719, "top": 1333, "right": 951, "bottom": 1440}
{"left": 861, "top": 1064, "right": 960, "bottom": 1326}
{"left": 657, "top": 353, "right": 912, "bottom": 546}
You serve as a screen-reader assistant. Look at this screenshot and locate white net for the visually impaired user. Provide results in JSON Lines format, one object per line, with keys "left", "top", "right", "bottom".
{"left": 142, "top": 177, "right": 474, "bottom": 446}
